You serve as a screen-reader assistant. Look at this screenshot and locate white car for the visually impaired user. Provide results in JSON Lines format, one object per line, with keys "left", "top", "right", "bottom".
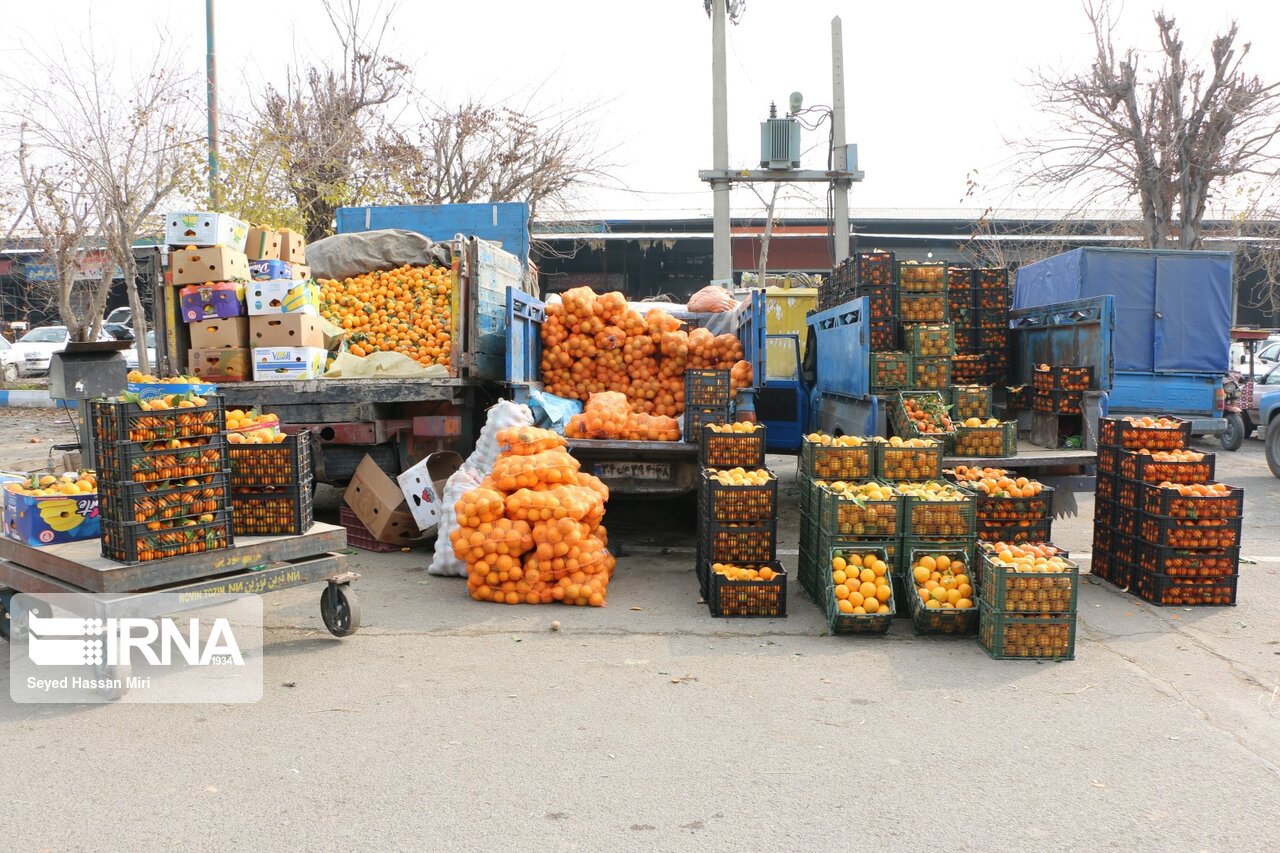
{"left": 1231, "top": 336, "right": 1280, "bottom": 377}
{"left": 124, "top": 331, "right": 157, "bottom": 371}
{"left": 0, "top": 337, "right": 20, "bottom": 382}
{"left": 11, "top": 326, "right": 113, "bottom": 376}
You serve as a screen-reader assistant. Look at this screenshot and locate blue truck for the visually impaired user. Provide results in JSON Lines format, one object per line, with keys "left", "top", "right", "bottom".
{"left": 1015, "top": 248, "right": 1233, "bottom": 448}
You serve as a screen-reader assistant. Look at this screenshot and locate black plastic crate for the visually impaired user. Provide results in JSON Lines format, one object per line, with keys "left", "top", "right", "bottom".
{"left": 870, "top": 352, "right": 912, "bottom": 391}
{"left": 1138, "top": 482, "right": 1243, "bottom": 519}
{"left": 1095, "top": 496, "right": 1117, "bottom": 526}
{"left": 231, "top": 486, "right": 314, "bottom": 536}
{"left": 1091, "top": 550, "right": 1130, "bottom": 589}
{"left": 339, "top": 505, "right": 399, "bottom": 553}
{"left": 699, "top": 424, "right": 767, "bottom": 469}
{"left": 857, "top": 283, "right": 896, "bottom": 324}
{"left": 1097, "top": 446, "right": 1119, "bottom": 476}
{"left": 975, "top": 288, "right": 1009, "bottom": 312}
{"left": 92, "top": 396, "right": 225, "bottom": 444}
{"left": 953, "top": 422, "right": 1017, "bottom": 458}
{"left": 799, "top": 438, "right": 876, "bottom": 480}
{"left": 101, "top": 511, "right": 233, "bottom": 563}
{"left": 1005, "top": 385, "right": 1031, "bottom": 410}
{"left": 819, "top": 257, "right": 856, "bottom": 310}
{"left": 684, "top": 405, "right": 732, "bottom": 440}
{"left": 977, "top": 519, "right": 1053, "bottom": 545}
{"left": 1139, "top": 513, "right": 1241, "bottom": 549}
{"left": 1114, "top": 504, "right": 1140, "bottom": 537}
{"left": 100, "top": 472, "right": 229, "bottom": 525}
{"left": 950, "top": 357, "right": 987, "bottom": 387}
{"left": 902, "top": 544, "right": 979, "bottom": 635}
{"left": 910, "top": 356, "right": 951, "bottom": 391}
{"left": 868, "top": 319, "right": 897, "bottom": 352}
{"left": 1131, "top": 569, "right": 1237, "bottom": 606}
{"left": 227, "top": 432, "right": 313, "bottom": 489}
{"left": 1099, "top": 416, "right": 1192, "bottom": 451}
{"left": 705, "top": 561, "right": 787, "bottom": 618}
{"left": 685, "top": 369, "right": 732, "bottom": 408}
{"left": 897, "top": 261, "right": 948, "bottom": 292}
{"left": 970, "top": 486, "right": 1054, "bottom": 527}
{"left": 699, "top": 469, "right": 777, "bottom": 523}
{"left": 95, "top": 435, "right": 228, "bottom": 485}
{"left": 975, "top": 267, "right": 1009, "bottom": 292}
{"left": 1032, "top": 365, "right": 1093, "bottom": 392}
{"left": 979, "top": 605, "right": 1075, "bottom": 660}
{"left": 947, "top": 265, "right": 974, "bottom": 291}
{"left": 699, "top": 519, "right": 777, "bottom": 564}
{"left": 898, "top": 291, "right": 948, "bottom": 324}
{"left": 902, "top": 324, "right": 954, "bottom": 357}
{"left": 816, "top": 482, "right": 902, "bottom": 538}
{"left": 857, "top": 252, "right": 895, "bottom": 287}
{"left": 824, "top": 545, "right": 895, "bottom": 634}
{"left": 1096, "top": 473, "right": 1117, "bottom": 503}
{"left": 1032, "top": 388, "right": 1083, "bottom": 416}
{"left": 1117, "top": 449, "right": 1214, "bottom": 484}
{"left": 976, "top": 324, "right": 1010, "bottom": 350}
{"left": 1134, "top": 545, "right": 1239, "bottom": 578}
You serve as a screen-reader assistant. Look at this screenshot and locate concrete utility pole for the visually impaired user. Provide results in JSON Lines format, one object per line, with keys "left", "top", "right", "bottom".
{"left": 206, "top": 0, "right": 221, "bottom": 208}
{"left": 831, "top": 16, "right": 850, "bottom": 264}
{"left": 710, "top": 0, "right": 733, "bottom": 284}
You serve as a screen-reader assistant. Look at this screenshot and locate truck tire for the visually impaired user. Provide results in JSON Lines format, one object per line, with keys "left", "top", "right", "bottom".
{"left": 1267, "top": 417, "right": 1280, "bottom": 479}
{"left": 1220, "top": 412, "right": 1245, "bottom": 452}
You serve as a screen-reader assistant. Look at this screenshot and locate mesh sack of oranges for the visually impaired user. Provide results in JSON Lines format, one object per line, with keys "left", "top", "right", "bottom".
{"left": 318, "top": 263, "right": 453, "bottom": 368}
{"left": 452, "top": 440, "right": 617, "bottom": 607}
{"left": 565, "top": 391, "right": 680, "bottom": 441}
{"left": 541, "top": 286, "right": 745, "bottom": 416}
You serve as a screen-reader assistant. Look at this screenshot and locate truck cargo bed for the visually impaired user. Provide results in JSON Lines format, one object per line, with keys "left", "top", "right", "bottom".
{"left": 215, "top": 376, "right": 468, "bottom": 405}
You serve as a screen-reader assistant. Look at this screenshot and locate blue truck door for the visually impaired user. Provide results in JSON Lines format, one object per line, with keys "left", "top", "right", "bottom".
{"left": 1153, "top": 255, "right": 1232, "bottom": 374}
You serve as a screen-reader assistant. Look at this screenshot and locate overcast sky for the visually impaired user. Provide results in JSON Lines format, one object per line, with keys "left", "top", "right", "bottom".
{"left": 8, "top": 0, "right": 1280, "bottom": 220}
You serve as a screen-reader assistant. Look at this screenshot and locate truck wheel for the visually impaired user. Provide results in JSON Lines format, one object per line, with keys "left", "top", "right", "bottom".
{"left": 1267, "top": 418, "right": 1280, "bottom": 478}
{"left": 1242, "top": 412, "right": 1254, "bottom": 439}
{"left": 1220, "top": 412, "right": 1245, "bottom": 452}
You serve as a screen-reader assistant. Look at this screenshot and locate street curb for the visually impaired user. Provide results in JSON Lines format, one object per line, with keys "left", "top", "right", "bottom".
{"left": 0, "top": 390, "right": 75, "bottom": 409}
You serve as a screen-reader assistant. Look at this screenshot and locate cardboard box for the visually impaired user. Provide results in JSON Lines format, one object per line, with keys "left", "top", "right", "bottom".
{"left": 248, "top": 260, "right": 311, "bottom": 282}
{"left": 189, "top": 348, "right": 251, "bottom": 382}
{"left": 188, "top": 316, "right": 250, "bottom": 349}
{"left": 396, "top": 451, "right": 462, "bottom": 534}
{"left": 127, "top": 380, "right": 217, "bottom": 399}
{"left": 345, "top": 455, "right": 424, "bottom": 545}
{"left": 3, "top": 489, "right": 101, "bottom": 547}
{"left": 247, "top": 279, "right": 321, "bottom": 316}
{"left": 245, "top": 227, "right": 280, "bottom": 261}
{"left": 278, "top": 229, "right": 307, "bottom": 264}
{"left": 252, "top": 346, "right": 327, "bottom": 381}
{"left": 171, "top": 246, "right": 250, "bottom": 286}
{"left": 180, "top": 282, "right": 245, "bottom": 322}
{"left": 250, "top": 313, "right": 324, "bottom": 348}
{"left": 165, "top": 211, "right": 249, "bottom": 252}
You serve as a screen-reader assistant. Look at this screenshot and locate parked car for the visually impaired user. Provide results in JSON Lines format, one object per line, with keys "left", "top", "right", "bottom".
{"left": 124, "top": 331, "right": 157, "bottom": 371}
{"left": 1230, "top": 335, "right": 1280, "bottom": 377}
{"left": 104, "top": 306, "right": 139, "bottom": 341}
{"left": 11, "top": 326, "right": 112, "bottom": 376}
{"left": 0, "top": 337, "right": 20, "bottom": 382}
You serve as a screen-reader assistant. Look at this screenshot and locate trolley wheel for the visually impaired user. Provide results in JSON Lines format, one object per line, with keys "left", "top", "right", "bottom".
{"left": 4, "top": 597, "right": 50, "bottom": 642}
{"left": 1220, "top": 411, "right": 1245, "bottom": 451}
{"left": 94, "top": 659, "right": 130, "bottom": 700}
{"left": 320, "top": 582, "right": 361, "bottom": 637}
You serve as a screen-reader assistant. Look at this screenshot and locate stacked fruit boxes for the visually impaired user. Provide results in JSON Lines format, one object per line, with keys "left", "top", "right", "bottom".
{"left": 93, "top": 395, "right": 233, "bottom": 563}
{"left": 898, "top": 478, "right": 978, "bottom": 636}
{"left": 945, "top": 466, "right": 1054, "bottom": 544}
{"left": 974, "top": 268, "right": 1011, "bottom": 383}
{"left": 902, "top": 323, "right": 954, "bottom": 393}
{"left": 976, "top": 542, "right": 1078, "bottom": 660}
{"left": 228, "top": 431, "right": 315, "bottom": 536}
{"left": 684, "top": 370, "right": 734, "bottom": 442}
{"left": 947, "top": 265, "right": 977, "bottom": 355}
{"left": 1032, "top": 365, "right": 1092, "bottom": 416}
{"left": 697, "top": 421, "right": 782, "bottom": 617}
{"left": 897, "top": 264, "right": 949, "bottom": 385}
{"left": 1095, "top": 416, "right": 1241, "bottom": 605}
{"left": 796, "top": 436, "right": 876, "bottom": 601}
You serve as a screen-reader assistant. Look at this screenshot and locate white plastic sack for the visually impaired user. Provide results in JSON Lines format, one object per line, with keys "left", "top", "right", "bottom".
{"left": 427, "top": 467, "right": 484, "bottom": 577}
{"left": 427, "top": 399, "right": 535, "bottom": 577}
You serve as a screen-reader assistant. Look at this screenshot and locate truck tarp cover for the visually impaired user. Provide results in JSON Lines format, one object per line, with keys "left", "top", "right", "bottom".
{"left": 306, "top": 229, "right": 450, "bottom": 281}
{"left": 1014, "top": 248, "right": 1231, "bottom": 374}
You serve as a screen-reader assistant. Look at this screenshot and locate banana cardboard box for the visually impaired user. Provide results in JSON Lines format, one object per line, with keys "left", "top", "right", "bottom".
{"left": 3, "top": 488, "right": 101, "bottom": 547}
{"left": 247, "top": 279, "right": 321, "bottom": 316}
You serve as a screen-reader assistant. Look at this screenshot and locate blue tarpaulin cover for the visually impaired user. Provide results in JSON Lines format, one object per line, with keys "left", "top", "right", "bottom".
{"left": 1014, "top": 248, "right": 1231, "bottom": 374}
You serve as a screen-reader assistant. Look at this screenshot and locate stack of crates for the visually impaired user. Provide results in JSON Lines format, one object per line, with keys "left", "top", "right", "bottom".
{"left": 852, "top": 251, "right": 897, "bottom": 350}
{"left": 947, "top": 264, "right": 977, "bottom": 355}
{"left": 93, "top": 395, "right": 233, "bottom": 563}
{"left": 684, "top": 369, "right": 733, "bottom": 442}
{"left": 897, "top": 263, "right": 950, "bottom": 384}
{"left": 696, "top": 421, "right": 782, "bottom": 617}
{"left": 818, "top": 255, "right": 856, "bottom": 312}
{"left": 974, "top": 268, "right": 1012, "bottom": 383}
{"left": 976, "top": 542, "right": 1078, "bottom": 660}
{"left": 1032, "top": 365, "right": 1092, "bottom": 417}
{"left": 1095, "top": 416, "right": 1242, "bottom": 605}
{"left": 945, "top": 466, "right": 1054, "bottom": 544}
{"left": 228, "top": 431, "right": 315, "bottom": 536}
{"left": 902, "top": 323, "right": 953, "bottom": 391}
{"left": 796, "top": 436, "right": 876, "bottom": 602}
{"left": 898, "top": 478, "right": 979, "bottom": 636}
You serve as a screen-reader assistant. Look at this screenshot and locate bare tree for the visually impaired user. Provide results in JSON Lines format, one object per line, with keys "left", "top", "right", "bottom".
{"left": 1017, "top": 0, "right": 1280, "bottom": 249}
{"left": 17, "top": 138, "right": 111, "bottom": 342}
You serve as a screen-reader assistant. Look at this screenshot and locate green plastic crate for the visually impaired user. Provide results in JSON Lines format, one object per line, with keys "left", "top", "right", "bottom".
{"left": 870, "top": 351, "right": 913, "bottom": 391}
{"left": 800, "top": 439, "right": 877, "bottom": 481}
{"left": 898, "top": 290, "right": 949, "bottom": 324}
{"left": 978, "top": 604, "right": 1076, "bottom": 660}
{"left": 902, "top": 323, "right": 955, "bottom": 357}
{"left": 899, "top": 489, "right": 976, "bottom": 540}
{"left": 877, "top": 440, "right": 945, "bottom": 481}
{"left": 976, "top": 550, "right": 1079, "bottom": 614}
{"left": 910, "top": 356, "right": 951, "bottom": 391}
{"left": 816, "top": 482, "right": 902, "bottom": 538}
{"left": 901, "top": 544, "right": 980, "bottom": 636}
{"left": 949, "top": 385, "right": 992, "bottom": 420}
{"left": 952, "top": 422, "right": 1017, "bottom": 458}
{"left": 823, "top": 544, "right": 896, "bottom": 635}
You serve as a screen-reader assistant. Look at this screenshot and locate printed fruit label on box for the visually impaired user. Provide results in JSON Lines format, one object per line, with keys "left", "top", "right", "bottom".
{"left": 3, "top": 489, "right": 101, "bottom": 547}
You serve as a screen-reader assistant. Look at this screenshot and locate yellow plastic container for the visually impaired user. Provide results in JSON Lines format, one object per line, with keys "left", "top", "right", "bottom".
{"left": 761, "top": 285, "right": 817, "bottom": 380}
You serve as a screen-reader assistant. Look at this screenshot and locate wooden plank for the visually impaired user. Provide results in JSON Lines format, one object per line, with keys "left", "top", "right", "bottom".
{"left": 0, "top": 523, "right": 348, "bottom": 594}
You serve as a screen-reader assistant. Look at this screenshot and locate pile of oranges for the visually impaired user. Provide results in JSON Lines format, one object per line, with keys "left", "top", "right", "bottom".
{"left": 452, "top": 426, "right": 617, "bottom": 607}
{"left": 565, "top": 391, "right": 681, "bottom": 441}
{"left": 910, "top": 553, "right": 975, "bottom": 611}
{"left": 317, "top": 263, "right": 452, "bottom": 368}
{"left": 541, "top": 287, "right": 748, "bottom": 416}
{"left": 830, "top": 551, "right": 893, "bottom": 615}
{"left": 6, "top": 471, "right": 98, "bottom": 497}
{"left": 950, "top": 467, "right": 1045, "bottom": 499}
